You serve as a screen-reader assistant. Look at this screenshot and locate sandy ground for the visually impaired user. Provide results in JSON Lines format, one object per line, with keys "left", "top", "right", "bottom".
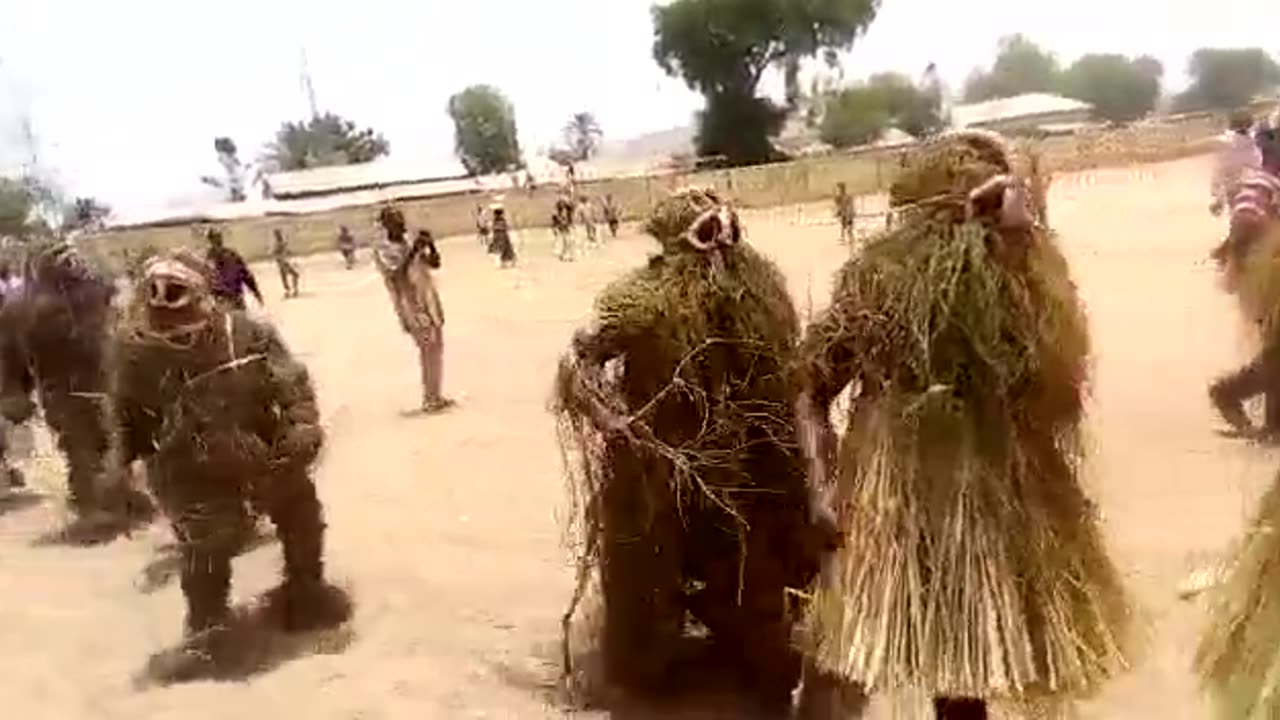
{"left": 0, "top": 154, "right": 1273, "bottom": 719}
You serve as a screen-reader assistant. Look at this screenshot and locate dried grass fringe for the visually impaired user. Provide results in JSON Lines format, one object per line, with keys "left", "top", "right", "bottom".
{"left": 1229, "top": 222, "right": 1280, "bottom": 344}
{"left": 798, "top": 217, "right": 1133, "bottom": 705}
{"left": 551, "top": 247, "right": 801, "bottom": 687}
{"left": 1197, "top": 471, "right": 1280, "bottom": 720}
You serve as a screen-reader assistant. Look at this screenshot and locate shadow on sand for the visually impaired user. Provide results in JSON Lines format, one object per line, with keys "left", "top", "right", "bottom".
{"left": 136, "top": 528, "right": 278, "bottom": 594}
{"left": 495, "top": 636, "right": 790, "bottom": 720}
{"left": 0, "top": 489, "right": 47, "bottom": 517}
{"left": 135, "top": 584, "right": 356, "bottom": 689}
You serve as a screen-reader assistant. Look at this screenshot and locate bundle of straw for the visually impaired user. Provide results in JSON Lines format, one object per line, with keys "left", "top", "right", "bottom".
{"left": 796, "top": 193, "right": 1132, "bottom": 704}
{"left": 1227, "top": 222, "right": 1280, "bottom": 342}
{"left": 1197, "top": 471, "right": 1280, "bottom": 719}
{"left": 552, "top": 240, "right": 815, "bottom": 689}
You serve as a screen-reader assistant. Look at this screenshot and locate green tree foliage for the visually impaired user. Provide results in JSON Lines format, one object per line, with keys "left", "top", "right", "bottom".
{"left": 61, "top": 196, "right": 112, "bottom": 232}
{"left": 818, "top": 72, "right": 944, "bottom": 149}
{"left": 561, "top": 112, "right": 603, "bottom": 163}
{"left": 0, "top": 175, "right": 63, "bottom": 239}
{"left": 261, "top": 113, "right": 389, "bottom": 173}
{"left": 652, "top": 0, "right": 880, "bottom": 165}
{"left": 1060, "top": 54, "right": 1163, "bottom": 123}
{"left": 0, "top": 177, "right": 37, "bottom": 238}
{"left": 1174, "top": 48, "right": 1280, "bottom": 112}
{"left": 962, "top": 34, "right": 1062, "bottom": 102}
{"left": 865, "top": 72, "right": 945, "bottom": 137}
{"left": 447, "top": 85, "right": 523, "bottom": 176}
{"left": 820, "top": 86, "right": 889, "bottom": 148}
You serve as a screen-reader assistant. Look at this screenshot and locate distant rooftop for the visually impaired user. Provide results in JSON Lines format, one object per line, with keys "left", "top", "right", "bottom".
{"left": 264, "top": 158, "right": 471, "bottom": 199}
{"left": 951, "top": 93, "right": 1094, "bottom": 128}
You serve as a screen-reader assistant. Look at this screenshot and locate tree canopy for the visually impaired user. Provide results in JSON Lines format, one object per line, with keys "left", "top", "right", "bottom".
{"left": 1174, "top": 48, "right": 1280, "bottom": 112}
{"left": 0, "top": 176, "right": 108, "bottom": 238}
{"left": 1060, "top": 54, "right": 1163, "bottom": 123}
{"left": 962, "top": 34, "right": 1061, "bottom": 102}
{"left": 261, "top": 113, "right": 389, "bottom": 173}
{"left": 818, "top": 71, "right": 944, "bottom": 149}
{"left": 61, "top": 196, "right": 112, "bottom": 233}
{"left": 652, "top": 0, "right": 880, "bottom": 165}
{"left": 561, "top": 112, "right": 603, "bottom": 164}
{"left": 447, "top": 85, "right": 523, "bottom": 176}
{"left": 0, "top": 177, "right": 39, "bottom": 239}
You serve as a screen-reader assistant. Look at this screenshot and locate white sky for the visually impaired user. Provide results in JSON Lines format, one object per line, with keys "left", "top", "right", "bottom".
{"left": 0, "top": 0, "right": 1272, "bottom": 215}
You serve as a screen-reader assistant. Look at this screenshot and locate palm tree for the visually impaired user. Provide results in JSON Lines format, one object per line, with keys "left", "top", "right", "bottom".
{"left": 562, "top": 112, "right": 603, "bottom": 163}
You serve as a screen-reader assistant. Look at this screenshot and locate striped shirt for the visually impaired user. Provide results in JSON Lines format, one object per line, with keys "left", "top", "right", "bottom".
{"left": 1213, "top": 131, "right": 1264, "bottom": 205}
{"left": 1230, "top": 168, "right": 1280, "bottom": 223}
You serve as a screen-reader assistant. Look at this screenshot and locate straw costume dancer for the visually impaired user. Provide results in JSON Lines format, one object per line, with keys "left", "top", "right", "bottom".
{"left": 553, "top": 191, "right": 576, "bottom": 261}
{"left": 602, "top": 194, "right": 620, "bottom": 238}
{"left": 792, "top": 130, "right": 1133, "bottom": 719}
{"left": 1196, "top": 459, "right": 1280, "bottom": 718}
{"left": 0, "top": 240, "right": 155, "bottom": 540}
{"left": 553, "top": 187, "right": 835, "bottom": 711}
{"left": 1208, "top": 166, "right": 1280, "bottom": 436}
{"left": 110, "top": 249, "right": 350, "bottom": 676}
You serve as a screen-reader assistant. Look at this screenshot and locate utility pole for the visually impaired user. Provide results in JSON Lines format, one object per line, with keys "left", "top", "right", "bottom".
{"left": 299, "top": 46, "right": 319, "bottom": 119}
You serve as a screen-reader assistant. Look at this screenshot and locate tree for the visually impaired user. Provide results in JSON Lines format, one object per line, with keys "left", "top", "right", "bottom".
{"left": 561, "top": 112, "right": 603, "bottom": 163}
{"left": 866, "top": 72, "right": 945, "bottom": 137}
{"left": 652, "top": 0, "right": 880, "bottom": 165}
{"left": 61, "top": 196, "right": 112, "bottom": 233}
{"left": 1174, "top": 48, "right": 1280, "bottom": 112}
{"left": 1060, "top": 54, "right": 1163, "bottom": 123}
{"left": 0, "top": 175, "right": 62, "bottom": 239}
{"left": 962, "top": 34, "right": 1062, "bottom": 102}
{"left": 261, "top": 112, "right": 390, "bottom": 173}
{"left": 0, "top": 178, "right": 37, "bottom": 239}
{"left": 447, "top": 85, "right": 523, "bottom": 176}
{"left": 200, "top": 136, "right": 248, "bottom": 201}
{"left": 818, "top": 72, "right": 944, "bottom": 149}
{"left": 819, "top": 86, "right": 890, "bottom": 149}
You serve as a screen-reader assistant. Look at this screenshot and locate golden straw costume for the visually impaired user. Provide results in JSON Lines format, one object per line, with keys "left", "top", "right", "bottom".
{"left": 793, "top": 130, "right": 1133, "bottom": 719}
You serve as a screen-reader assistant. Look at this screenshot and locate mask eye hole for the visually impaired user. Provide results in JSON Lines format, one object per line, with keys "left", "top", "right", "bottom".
{"left": 695, "top": 215, "right": 722, "bottom": 246}
{"left": 163, "top": 283, "right": 187, "bottom": 305}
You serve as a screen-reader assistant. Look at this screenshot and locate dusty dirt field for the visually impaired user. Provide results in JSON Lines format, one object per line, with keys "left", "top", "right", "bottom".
{"left": 0, "top": 154, "right": 1272, "bottom": 719}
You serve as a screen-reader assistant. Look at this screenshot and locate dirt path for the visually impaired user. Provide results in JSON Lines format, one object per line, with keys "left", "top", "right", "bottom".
{"left": 0, "top": 155, "right": 1269, "bottom": 719}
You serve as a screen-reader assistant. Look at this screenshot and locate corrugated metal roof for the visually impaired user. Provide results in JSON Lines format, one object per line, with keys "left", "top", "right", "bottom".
{"left": 106, "top": 173, "right": 521, "bottom": 230}
{"left": 951, "top": 93, "right": 1093, "bottom": 128}
{"left": 264, "top": 157, "right": 470, "bottom": 198}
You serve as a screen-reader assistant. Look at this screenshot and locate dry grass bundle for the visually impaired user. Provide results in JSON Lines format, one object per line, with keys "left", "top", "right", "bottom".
{"left": 795, "top": 209, "right": 1132, "bottom": 704}
{"left": 1228, "top": 222, "right": 1280, "bottom": 341}
{"left": 552, "top": 243, "right": 812, "bottom": 693}
{"left": 1196, "top": 470, "right": 1280, "bottom": 719}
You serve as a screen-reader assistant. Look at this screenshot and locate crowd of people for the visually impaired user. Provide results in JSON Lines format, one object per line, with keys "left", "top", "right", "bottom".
{"left": 2, "top": 116, "right": 1280, "bottom": 718}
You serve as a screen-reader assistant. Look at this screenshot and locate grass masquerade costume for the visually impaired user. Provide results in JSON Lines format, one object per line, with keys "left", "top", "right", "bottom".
{"left": 553, "top": 188, "right": 833, "bottom": 710}
{"left": 0, "top": 239, "right": 155, "bottom": 541}
{"left": 1197, "top": 191, "right": 1280, "bottom": 720}
{"left": 111, "top": 249, "right": 350, "bottom": 679}
{"left": 792, "top": 130, "right": 1132, "bottom": 719}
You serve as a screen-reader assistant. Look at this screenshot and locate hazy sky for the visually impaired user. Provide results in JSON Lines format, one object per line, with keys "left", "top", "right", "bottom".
{"left": 0, "top": 0, "right": 1272, "bottom": 216}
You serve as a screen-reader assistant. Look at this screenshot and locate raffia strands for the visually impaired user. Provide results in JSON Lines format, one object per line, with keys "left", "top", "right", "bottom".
{"left": 1229, "top": 222, "right": 1280, "bottom": 343}
{"left": 551, "top": 244, "right": 804, "bottom": 683}
{"left": 797, "top": 215, "right": 1133, "bottom": 707}
{"left": 1196, "top": 472, "right": 1280, "bottom": 720}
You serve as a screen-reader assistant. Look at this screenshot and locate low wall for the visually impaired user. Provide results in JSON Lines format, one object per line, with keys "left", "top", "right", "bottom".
{"left": 81, "top": 113, "right": 1223, "bottom": 269}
